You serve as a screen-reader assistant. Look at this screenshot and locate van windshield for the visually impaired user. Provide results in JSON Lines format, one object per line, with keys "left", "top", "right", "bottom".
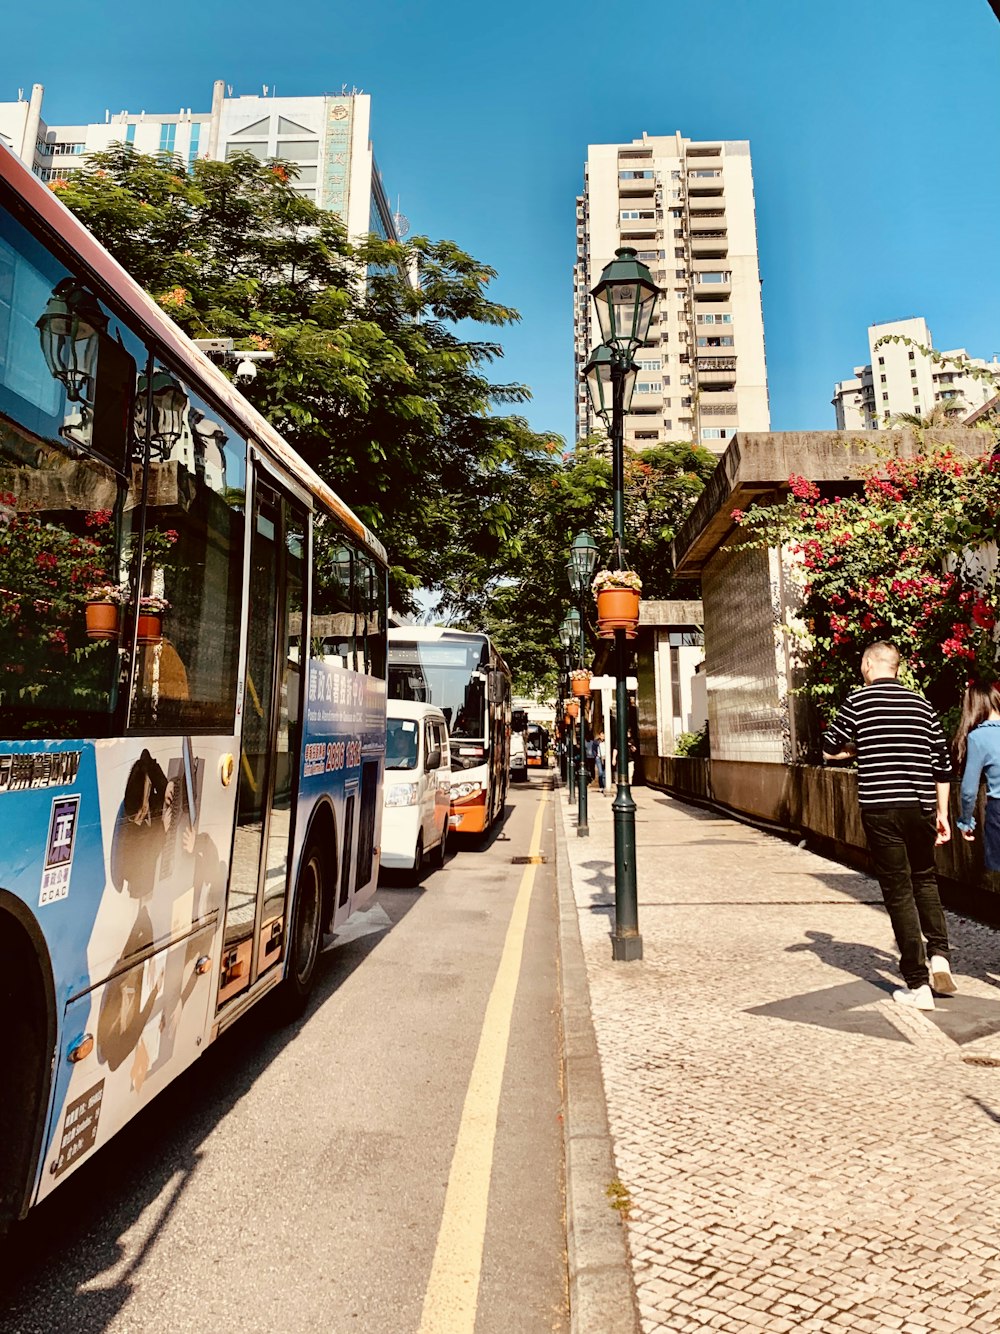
{"left": 386, "top": 718, "right": 419, "bottom": 770}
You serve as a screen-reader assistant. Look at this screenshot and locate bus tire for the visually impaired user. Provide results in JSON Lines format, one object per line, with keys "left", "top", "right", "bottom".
{"left": 279, "top": 842, "right": 324, "bottom": 1020}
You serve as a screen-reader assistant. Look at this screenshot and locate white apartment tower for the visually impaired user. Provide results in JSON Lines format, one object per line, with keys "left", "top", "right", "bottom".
{"left": 0, "top": 81, "right": 398, "bottom": 243}
{"left": 832, "top": 317, "right": 1000, "bottom": 429}
{"left": 574, "top": 132, "right": 769, "bottom": 453}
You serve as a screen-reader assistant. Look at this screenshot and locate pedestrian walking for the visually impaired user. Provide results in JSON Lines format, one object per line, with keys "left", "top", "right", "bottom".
{"left": 822, "top": 641, "right": 956, "bottom": 1010}
{"left": 595, "top": 734, "right": 607, "bottom": 792}
{"left": 954, "top": 681, "right": 1000, "bottom": 869}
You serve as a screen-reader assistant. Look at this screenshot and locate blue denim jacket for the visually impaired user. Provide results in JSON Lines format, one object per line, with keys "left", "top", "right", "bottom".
{"left": 957, "top": 720, "right": 1000, "bottom": 832}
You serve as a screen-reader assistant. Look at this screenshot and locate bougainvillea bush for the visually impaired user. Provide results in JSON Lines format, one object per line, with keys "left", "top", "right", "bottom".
{"left": 733, "top": 448, "right": 1000, "bottom": 734}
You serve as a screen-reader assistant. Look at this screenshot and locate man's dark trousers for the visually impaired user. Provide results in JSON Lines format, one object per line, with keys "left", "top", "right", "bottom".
{"left": 861, "top": 806, "right": 949, "bottom": 990}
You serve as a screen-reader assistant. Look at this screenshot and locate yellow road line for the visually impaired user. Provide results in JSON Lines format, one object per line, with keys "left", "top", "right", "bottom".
{"left": 418, "top": 794, "right": 550, "bottom": 1334}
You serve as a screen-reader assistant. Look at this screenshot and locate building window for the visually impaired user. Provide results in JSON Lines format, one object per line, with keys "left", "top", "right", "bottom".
{"left": 159, "top": 124, "right": 176, "bottom": 154}
{"left": 278, "top": 139, "right": 319, "bottom": 160}
{"left": 701, "top": 427, "right": 728, "bottom": 440}
{"left": 125, "top": 125, "right": 136, "bottom": 145}
{"left": 675, "top": 269, "right": 687, "bottom": 279}
{"left": 880, "top": 374, "right": 887, "bottom": 384}
{"left": 910, "top": 368, "right": 917, "bottom": 378}
{"left": 913, "top": 387, "right": 920, "bottom": 397}
{"left": 637, "top": 358, "right": 661, "bottom": 371}
{"left": 663, "top": 420, "right": 672, "bottom": 430}
{"left": 188, "top": 122, "right": 201, "bottom": 166}
{"left": 50, "top": 142, "right": 86, "bottom": 156}
{"left": 908, "top": 351, "right": 915, "bottom": 360}
{"left": 882, "top": 392, "right": 889, "bottom": 401}
{"left": 635, "top": 382, "right": 662, "bottom": 394}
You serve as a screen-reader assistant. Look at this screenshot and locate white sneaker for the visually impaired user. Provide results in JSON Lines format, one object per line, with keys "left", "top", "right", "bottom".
{"left": 893, "top": 984, "right": 935, "bottom": 1011}
{"left": 929, "top": 955, "right": 957, "bottom": 996}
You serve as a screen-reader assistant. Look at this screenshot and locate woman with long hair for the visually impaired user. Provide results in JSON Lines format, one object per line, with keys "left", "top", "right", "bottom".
{"left": 954, "top": 681, "right": 1000, "bottom": 870}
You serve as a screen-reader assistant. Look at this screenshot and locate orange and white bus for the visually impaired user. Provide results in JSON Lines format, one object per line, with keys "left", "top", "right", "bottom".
{"left": 387, "top": 628, "right": 511, "bottom": 835}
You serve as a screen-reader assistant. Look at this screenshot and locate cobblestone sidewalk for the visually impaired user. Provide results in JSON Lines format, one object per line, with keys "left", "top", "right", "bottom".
{"left": 560, "top": 783, "right": 1000, "bottom": 1334}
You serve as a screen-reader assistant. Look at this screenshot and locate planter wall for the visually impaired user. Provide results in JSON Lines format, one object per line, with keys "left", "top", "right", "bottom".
{"left": 639, "top": 753, "right": 1000, "bottom": 921}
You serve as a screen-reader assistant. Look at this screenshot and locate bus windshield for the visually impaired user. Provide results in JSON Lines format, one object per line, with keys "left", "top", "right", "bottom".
{"left": 388, "top": 640, "right": 487, "bottom": 742}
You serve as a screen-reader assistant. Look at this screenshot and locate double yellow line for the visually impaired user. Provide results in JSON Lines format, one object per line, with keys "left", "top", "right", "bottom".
{"left": 418, "top": 794, "right": 551, "bottom": 1333}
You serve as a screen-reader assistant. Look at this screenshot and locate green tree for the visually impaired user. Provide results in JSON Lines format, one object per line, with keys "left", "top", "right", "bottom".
{"left": 53, "top": 146, "right": 558, "bottom": 610}
{"left": 439, "top": 435, "right": 716, "bottom": 695}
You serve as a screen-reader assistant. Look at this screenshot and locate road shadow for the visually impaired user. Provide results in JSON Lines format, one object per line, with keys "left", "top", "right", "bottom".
{"left": 0, "top": 885, "right": 422, "bottom": 1329}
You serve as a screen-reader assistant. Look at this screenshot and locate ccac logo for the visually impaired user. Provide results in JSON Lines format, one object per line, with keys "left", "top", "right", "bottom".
{"left": 39, "top": 794, "right": 81, "bottom": 906}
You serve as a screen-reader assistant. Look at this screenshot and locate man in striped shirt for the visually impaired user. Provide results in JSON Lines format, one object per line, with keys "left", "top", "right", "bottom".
{"left": 823, "top": 641, "right": 956, "bottom": 1011}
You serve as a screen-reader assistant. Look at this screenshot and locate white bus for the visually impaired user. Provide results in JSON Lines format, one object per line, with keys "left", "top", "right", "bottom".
{"left": 0, "top": 142, "right": 387, "bottom": 1227}
{"left": 387, "top": 628, "right": 511, "bottom": 836}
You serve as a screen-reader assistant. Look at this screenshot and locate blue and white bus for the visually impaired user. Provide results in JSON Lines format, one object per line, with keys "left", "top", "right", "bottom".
{"left": 0, "top": 142, "right": 387, "bottom": 1226}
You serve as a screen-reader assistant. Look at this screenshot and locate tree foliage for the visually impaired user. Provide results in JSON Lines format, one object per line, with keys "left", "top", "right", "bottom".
{"left": 53, "top": 146, "right": 558, "bottom": 610}
{"left": 440, "top": 435, "right": 717, "bottom": 694}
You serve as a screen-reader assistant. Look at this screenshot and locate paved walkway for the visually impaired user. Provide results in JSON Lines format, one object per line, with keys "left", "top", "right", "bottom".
{"left": 559, "top": 781, "right": 1000, "bottom": 1334}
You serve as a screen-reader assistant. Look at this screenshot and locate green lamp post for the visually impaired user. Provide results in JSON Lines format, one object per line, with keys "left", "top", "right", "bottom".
{"left": 567, "top": 531, "right": 599, "bottom": 838}
{"left": 583, "top": 246, "right": 658, "bottom": 962}
{"left": 558, "top": 616, "right": 576, "bottom": 803}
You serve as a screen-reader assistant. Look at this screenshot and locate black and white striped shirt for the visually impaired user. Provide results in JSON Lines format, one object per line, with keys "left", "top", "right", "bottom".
{"left": 822, "top": 679, "right": 953, "bottom": 811}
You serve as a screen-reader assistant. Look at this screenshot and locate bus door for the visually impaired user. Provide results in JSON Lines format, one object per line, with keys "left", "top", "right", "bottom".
{"left": 219, "top": 474, "right": 306, "bottom": 1007}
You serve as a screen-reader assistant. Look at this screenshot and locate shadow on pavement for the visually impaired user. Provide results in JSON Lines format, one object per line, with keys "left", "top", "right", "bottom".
{"left": 0, "top": 886, "right": 423, "bottom": 1330}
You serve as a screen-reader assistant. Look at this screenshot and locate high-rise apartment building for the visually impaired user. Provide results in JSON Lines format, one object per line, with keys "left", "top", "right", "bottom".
{"left": 574, "top": 132, "right": 769, "bottom": 453}
{"left": 0, "top": 81, "right": 398, "bottom": 242}
{"left": 832, "top": 317, "right": 1000, "bottom": 429}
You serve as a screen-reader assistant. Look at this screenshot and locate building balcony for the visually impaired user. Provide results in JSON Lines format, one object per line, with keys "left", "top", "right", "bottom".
{"left": 690, "top": 234, "right": 728, "bottom": 258}
{"left": 699, "top": 401, "right": 738, "bottom": 417}
{"left": 695, "top": 357, "right": 737, "bottom": 373}
{"left": 692, "top": 273, "right": 732, "bottom": 300}
{"left": 688, "top": 194, "right": 726, "bottom": 213}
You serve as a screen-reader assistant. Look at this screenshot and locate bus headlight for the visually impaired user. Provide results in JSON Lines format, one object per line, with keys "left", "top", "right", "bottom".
{"left": 451, "top": 780, "right": 483, "bottom": 802}
{"left": 385, "top": 782, "right": 420, "bottom": 807}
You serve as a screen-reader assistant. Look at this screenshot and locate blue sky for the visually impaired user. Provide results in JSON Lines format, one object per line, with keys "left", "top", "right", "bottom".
{"left": 5, "top": 0, "right": 999, "bottom": 446}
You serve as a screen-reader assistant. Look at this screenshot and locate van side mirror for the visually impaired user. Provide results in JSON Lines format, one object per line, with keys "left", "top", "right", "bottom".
{"left": 425, "top": 748, "right": 442, "bottom": 771}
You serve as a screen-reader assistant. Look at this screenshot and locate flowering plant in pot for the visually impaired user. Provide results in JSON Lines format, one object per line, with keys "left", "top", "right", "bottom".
{"left": 569, "top": 668, "right": 592, "bottom": 697}
{"left": 592, "top": 569, "right": 642, "bottom": 633}
{"left": 84, "top": 583, "right": 128, "bottom": 640}
{"left": 137, "top": 595, "right": 170, "bottom": 645}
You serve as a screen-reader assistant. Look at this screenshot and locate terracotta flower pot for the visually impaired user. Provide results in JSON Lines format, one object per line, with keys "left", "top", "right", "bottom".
{"left": 564, "top": 700, "right": 579, "bottom": 722}
{"left": 596, "top": 586, "right": 640, "bottom": 630}
{"left": 137, "top": 612, "right": 163, "bottom": 645}
{"left": 85, "top": 601, "right": 120, "bottom": 640}
{"left": 571, "top": 678, "right": 591, "bottom": 698}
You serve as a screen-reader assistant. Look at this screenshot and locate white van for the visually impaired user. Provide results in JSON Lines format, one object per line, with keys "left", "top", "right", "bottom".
{"left": 382, "top": 701, "right": 452, "bottom": 876}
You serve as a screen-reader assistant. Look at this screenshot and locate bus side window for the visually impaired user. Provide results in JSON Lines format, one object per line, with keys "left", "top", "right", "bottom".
{"left": 0, "top": 207, "right": 147, "bottom": 736}
{"left": 311, "top": 536, "right": 354, "bottom": 670}
{"left": 129, "top": 370, "right": 246, "bottom": 731}
{"left": 356, "top": 552, "right": 386, "bottom": 678}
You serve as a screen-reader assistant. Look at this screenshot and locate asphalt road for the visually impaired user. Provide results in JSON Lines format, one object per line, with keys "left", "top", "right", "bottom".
{"left": 0, "top": 778, "right": 567, "bottom": 1334}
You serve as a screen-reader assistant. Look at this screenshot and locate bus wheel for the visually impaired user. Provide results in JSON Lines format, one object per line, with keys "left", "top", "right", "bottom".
{"left": 280, "top": 843, "right": 323, "bottom": 1019}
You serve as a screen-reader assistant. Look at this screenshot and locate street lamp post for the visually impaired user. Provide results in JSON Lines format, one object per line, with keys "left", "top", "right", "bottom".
{"left": 568, "top": 531, "right": 599, "bottom": 838}
{"left": 583, "top": 247, "right": 658, "bottom": 962}
{"left": 558, "top": 619, "right": 576, "bottom": 804}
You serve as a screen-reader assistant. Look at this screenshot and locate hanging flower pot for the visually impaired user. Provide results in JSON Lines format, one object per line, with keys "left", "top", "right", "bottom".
{"left": 137, "top": 596, "right": 169, "bottom": 646}
{"left": 564, "top": 699, "right": 580, "bottom": 723}
{"left": 592, "top": 569, "right": 642, "bottom": 633}
{"left": 85, "top": 600, "right": 120, "bottom": 640}
{"left": 570, "top": 670, "right": 592, "bottom": 698}
{"left": 83, "top": 584, "right": 127, "bottom": 640}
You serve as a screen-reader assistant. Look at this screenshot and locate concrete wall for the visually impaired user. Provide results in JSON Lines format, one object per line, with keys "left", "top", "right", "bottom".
{"left": 640, "top": 754, "right": 1000, "bottom": 915}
